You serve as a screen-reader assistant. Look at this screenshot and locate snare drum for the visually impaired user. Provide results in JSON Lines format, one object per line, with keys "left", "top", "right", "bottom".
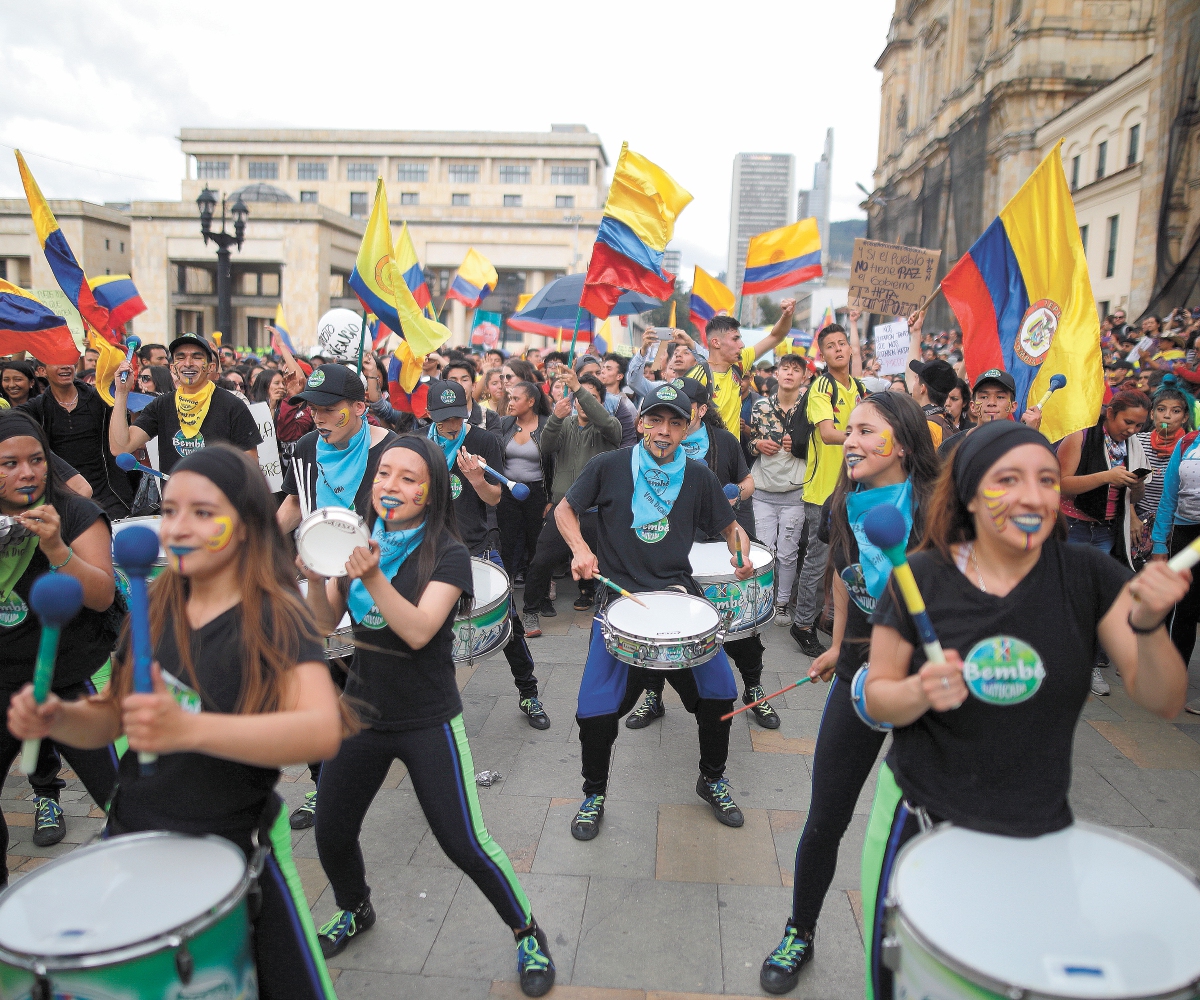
{"left": 297, "top": 579, "right": 354, "bottom": 661}
{"left": 689, "top": 541, "right": 775, "bottom": 640}
{"left": 295, "top": 507, "right": 370, "bottom": 578}
{"left": 601, "top": 591, "right": 722, "bottom": 670}
{"left": 112, "top": 515, "right": 168, "bottom": 602}
{"left": 452, "top": 558, "right": 512, "bottom": 663}
{"left": 0, "top": 831, "right": 258, "bottom": 1000}
{"left": 883, "top": 822, "right": 1200, "bottom": 999}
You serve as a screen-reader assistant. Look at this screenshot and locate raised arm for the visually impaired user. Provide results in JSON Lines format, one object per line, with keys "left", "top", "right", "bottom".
{"left": 752, "top": 299, "right": 796, "bottom": 362}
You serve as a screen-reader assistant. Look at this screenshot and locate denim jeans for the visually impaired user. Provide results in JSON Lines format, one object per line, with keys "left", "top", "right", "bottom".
{"left": 1066, "top": 517, "right": 1114, "bottom": 554}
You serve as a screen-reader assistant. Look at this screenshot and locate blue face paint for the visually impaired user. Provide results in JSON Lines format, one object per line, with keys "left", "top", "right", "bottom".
{"left": 380, "top": 495, "right": 404, "bottom": 520}
{"left": 168, "top": 544, "right": 196, "bottom": 572}
{"left": 1011, "top": 514, "right": 1043, "bottom": 550}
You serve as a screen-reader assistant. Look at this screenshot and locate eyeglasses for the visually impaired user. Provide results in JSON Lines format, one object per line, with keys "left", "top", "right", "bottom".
{"left": 138, "top": 373, "right": 154, "bottom": 382}
{"left": 503, "top": 373, "right": 517, "bottom": 380}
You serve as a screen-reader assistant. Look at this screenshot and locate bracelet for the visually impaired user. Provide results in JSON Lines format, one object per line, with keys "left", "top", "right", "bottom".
{"left": 1127, "top": 609, "right": 1167, "bottom": 635}
{"left": 49, "top": 547, "right": 72, "bottom": 571}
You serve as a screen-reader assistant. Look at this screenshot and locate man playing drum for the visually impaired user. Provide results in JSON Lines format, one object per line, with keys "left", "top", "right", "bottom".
{"left": 555, "top": 382, "right": 755, "bottom": 841}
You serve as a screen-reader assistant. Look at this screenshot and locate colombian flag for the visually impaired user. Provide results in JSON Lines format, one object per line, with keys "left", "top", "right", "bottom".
{"left": 0, "top": 280, "right": 80, "bottom": 365}
{"left": 943, "top": 141, "right": 1102, "bottom": 443}
{"left": 580, "top": 142, "right": 692, "bottom": 320}
{"left": 689, "top": 266, "right": 734, "bottom": 343}
{"left": 88, "top": 275, "right": 145, "bottom": 331}
{"left": 741, "top": 218, "right": 822, "bottom": 296}
{"left": 394, "top": 222, "right": 432, "bottom": 310}
{"left": 272, "top": 304, "right": 299, "bottom": 355}
{"left": 445, "top": 248, "right": 497, "bottom": 309}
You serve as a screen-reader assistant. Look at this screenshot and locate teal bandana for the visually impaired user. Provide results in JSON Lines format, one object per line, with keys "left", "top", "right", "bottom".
{"left": 680, "top": 424, "right": 710, "bottom": 461}
{"left": 347, "top": 519, "right": 426, "bottom": 623}
{"left": 428, "top": 422, "right": 468, "bottom": 468}
{"left": 316, "top": 419, "right": 370, "bottom": 510}
{"left": 631, "top": 440, "right": 686, "bottom": 531}
{"left": 845, "top": 479, "right": 914, "bottom": 599}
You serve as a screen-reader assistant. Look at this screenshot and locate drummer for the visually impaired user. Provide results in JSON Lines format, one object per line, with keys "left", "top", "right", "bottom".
{"left": 555, "top": 382, "right": 755, "bottom": 840}
{"left": 425, "top": 379, "right": 550, "bottom": 731}
{"left": 275, "top": 363, "right": 397, "bottom": 829}
{"left": 299, "top": 436, "right": 557, "bottom": 997}
{"left": 860, "top": 420, "right": 1190, "bottom": 1000}
{"left": 7, "top": 444, "right": 348, "bottom": 1000}
{"left": 623, "top": 377, "right": 779, "bottom": 730}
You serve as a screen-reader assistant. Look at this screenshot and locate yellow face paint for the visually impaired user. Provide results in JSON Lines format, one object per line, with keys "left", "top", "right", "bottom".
{"left": 982, "top": 487, "right": 1009, "bottom": 531}
{"left": 336, "top": 406, "right": 350, "bottom": 428}
{"left": 413, "top": 482, "right": 428, "bottom": 506}
{"left": 205, "top": 516, "right": 235, "bottom": 552}
{"left": 874, "top": 429, "right": 895, "bottom": 457}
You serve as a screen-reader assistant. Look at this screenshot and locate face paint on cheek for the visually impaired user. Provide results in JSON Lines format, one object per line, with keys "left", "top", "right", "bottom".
{"left": 874, "top": 429, "right": 895, "bottom": 457}
{"left": 204, "top": 517, "right": 234, "bottom": 553}
{"left": 168, "top": 545, "right": 195, "bottom": 573}
{"left": 336, "top": 407, "right": 350, "bottom": 428}
{"left": 982, "top": 487, "right": 1010, "bottom": 531}
{"left": 413, "top": 482, "right": 428, "bottom": 506}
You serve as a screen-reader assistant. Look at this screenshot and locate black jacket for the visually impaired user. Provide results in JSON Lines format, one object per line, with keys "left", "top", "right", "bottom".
{"left": 498, "top": 413, "right": 552, "bottom": 486}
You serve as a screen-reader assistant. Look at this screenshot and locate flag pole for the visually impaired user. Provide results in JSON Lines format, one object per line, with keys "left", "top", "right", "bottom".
{"left": 567, "top": 307, "right": 585, "bottom": 366}
{"left": 915, "top": 281, "right": 944, "bottom": 320}
{"left": 357, "top": 309, "right": 368, "bottom": 374}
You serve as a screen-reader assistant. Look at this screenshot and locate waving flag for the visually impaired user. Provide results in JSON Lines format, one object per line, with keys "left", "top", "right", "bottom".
{"left": 0, "top": 280, "right": 80, "bottom": 365}
{"left": 387, "top": 338, "right": 429, "bottom": 418}
{"left": 742, "top": 218, "right": 822, "bottom": 296}
{"left": 445, "top": 249, "right": 498, "bottom": 309}
{"left": 580, "top": 142, "right": 692, "bottom": 320}
{"left": 89, "top": 328, "right": 128, "bottom": 406}
{"left": 393, "top": 222, "right": 432, "bottom": 310}
{"left": 88, "top": 275, "right": 146, "bottom": 331}
{"left": 689, "top": 266, "right": 734, "bottom": 342}
{"left": 943, "top": 141, "right": 1101, "bottom": 442}
{"left": 271, "top": 304, "right": 299, "bottom": 355}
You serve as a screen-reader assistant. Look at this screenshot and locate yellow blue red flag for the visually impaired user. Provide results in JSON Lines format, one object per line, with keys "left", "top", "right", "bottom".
{"left": 88, "top": 328, "right": 127, "bottom": 406}
{"left": 689, "top": 266, "right": 734, "bottom": 340}
{"left": 445, "top": 249, "right": 498, "bottom": 309}
{"left": 393, "top": 222, "right": 432, "bottom": 310}
{"left": 0, "top": 279, "right": 79, "bottom": 365}
{"left": 742, "top": 218, "right": 823, "bottom": 296}
{"left": 271, "top": 304, "right": 299, "bottom": 355}
{"left": 88, "top": 275, "right": 145, "bottom": 331}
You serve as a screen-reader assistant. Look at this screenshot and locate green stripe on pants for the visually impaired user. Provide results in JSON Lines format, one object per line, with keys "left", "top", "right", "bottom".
{"left": 860, "top": 762, "right": 904, "bottom": 1000}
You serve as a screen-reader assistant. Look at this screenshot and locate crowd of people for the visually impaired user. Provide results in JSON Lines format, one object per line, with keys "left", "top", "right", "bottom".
{"left": 0, "top": 298, "right": 1196, "bottom": 998}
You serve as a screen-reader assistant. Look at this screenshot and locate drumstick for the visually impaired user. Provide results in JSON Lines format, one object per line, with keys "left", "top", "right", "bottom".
{"left": 19, "top": 574, "right": 84, "bottom": 773}
{"left": 593, "top": 573, "right": 648, "bottom": 608}
{"left": 734, "top": 533, "right": 744, "bottom": 569}
{"left": 863, "top": 504, "right": 944, "bottom": 664}
{"left": 721, "top": 675, "right": 813, "bottom": 720}
{"left": 1034, "top": 373, "right": 1067, "bottom": 409}
{"left": 120, "top": 335, "right": 141, "bottom": 384}
{"left": 116, "top": 452, "right": 169, "bottom": 481}
{"left": 113, "top": 524, "right": 161, "bottom": 775}
{"left": 467, "top": 451, "right": 531, "bottom": 501}
{"left": 1168, "top": 537, "right": 1200, "bottom": 572}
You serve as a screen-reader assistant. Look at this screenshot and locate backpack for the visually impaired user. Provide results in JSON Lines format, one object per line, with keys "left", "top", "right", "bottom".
{"left": 795, "top": 373, "right": 866, "bottom": 465}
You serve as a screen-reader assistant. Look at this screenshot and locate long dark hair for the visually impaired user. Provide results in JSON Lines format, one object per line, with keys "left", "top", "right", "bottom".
{"left": 0, "top": 410, "right": 67, "bottom": 508}
{"left": 504, "top": 359, "right": 540, "bottom": 385}
{"left": 511, "top": 380, "right": 551, "bottom": 417}
{"left": 140, "top": 365, "right": 173, "bottom": 396}
{"left": 0, "top": 361, "right": 42, "bottom": 405}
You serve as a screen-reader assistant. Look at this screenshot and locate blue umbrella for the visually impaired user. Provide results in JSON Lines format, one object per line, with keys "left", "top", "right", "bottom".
{"left": 511, "top": 273, "right": 663, "bottom": 324}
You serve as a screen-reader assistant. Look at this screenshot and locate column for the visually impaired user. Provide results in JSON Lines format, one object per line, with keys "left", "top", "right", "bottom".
{"left": 529, "top": 270, "right": 546, "bottom": 294}
{"left": 451, "top": 299, "right": 466, "bottom": 344}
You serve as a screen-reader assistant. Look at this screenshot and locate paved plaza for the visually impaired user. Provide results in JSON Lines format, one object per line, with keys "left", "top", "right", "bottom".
{"left": 8, "top": 591, "right": 1200, "bottom": 1000}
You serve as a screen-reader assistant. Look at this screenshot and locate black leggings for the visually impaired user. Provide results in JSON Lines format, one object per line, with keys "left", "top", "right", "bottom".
{"left": 523, "top": 508, "right": 597, "bottom": 613}
{"left": 498, "top": 480, "right": 546, "bottom": 579}
{"left": 791, "top": 675, "right": 886, "bottom": 931}
{"left": 641, "top": 634, "right": 764, "bottom": 698}
{"left": 314, "top": 716, "right": 533, "bottom": 930}
{"left": 1169, "top": 523, "right": 1200, "bottom": 665}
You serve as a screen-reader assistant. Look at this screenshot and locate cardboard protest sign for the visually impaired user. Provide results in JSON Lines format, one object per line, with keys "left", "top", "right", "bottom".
{"left": 848, "top": 240, "right": 941, "bottom": 317}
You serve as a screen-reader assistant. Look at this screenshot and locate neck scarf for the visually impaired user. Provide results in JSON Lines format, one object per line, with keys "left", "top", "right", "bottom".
{"left": 316, "top": 419, "right": 370, "bottom": 511}
{"left": 604, "top": 392, "right": 621, "bottom": 415}
{"left": 1150, "top": 425, "right": 1185, "bottom": 458}
{"left": 0, "top": 500, "right": 43, "bottom": 602}
{"left": 631, "top": 440, "right": 686, "bottom": 530}
{"left": 680, "top": 424, "right": 710, "bottom": 461}
{"left": 175, "top": 382, "right": 215, "bottom": 440}
{"left": 846, "top": 480, "right": 914, "bottom": 599}
{"left": 347, "top": 518, "right": 426, "bottom": 623}
{"left": 427, "top": 422, "right": 467, "bottom": 468}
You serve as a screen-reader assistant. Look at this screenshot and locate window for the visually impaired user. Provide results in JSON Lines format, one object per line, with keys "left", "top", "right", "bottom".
{"left": 197, "top": 160, "right": 229, "bottom": 179}
{"left": 1127, "top": 124, "right": 1140, "bottom": 167}
{"left": 105, "top": 268, "right": 111, "bottom": 275}
{"left": 329, "top": 273, "right": 346, "bottom": 298}
{"left": 350, "top": 192, "right": 369, "bottom": 218}
{"left": 555, "top": 195, "right": 575, "bottom": 208}
{"left": 177, "top": 265, "right": 213, "bottom": 295}
{"left": 551, "top": 165, "right": 589, "bottom": 185}
{"left": 499, "top": 165, "right": 530, "bottom": 184}
{"left": 1106, "top": 214, "right": 1119, "bottom": 278}
{"left": 397, "top": 163, "right": 428, "bottom": 183}
{"left": 119, "top": 242, "right": 125, "bottom": 253}
{"left": 300, "top": 191, "right": 318, "bottom": 203}
{"left": 248, "top": 161, "right": 278, "bottom": 180}
{"left": 503, "top": 194, "right": 522, "bottom": 207}
{"left": 297, "top": 162, "right": 328, "bottom": 181}
{"left": 1071, "top": 155, "right": 1081, "bottom": 191}
{"left": 105, "top": 239, "right": 110, "bottom": 250}
{"left": 1096, "top": 141, "right": 1108, "bottom": 180}
{"left": 1098, "top": 300, "right": 1110, "bottom": 320}
{"left": 261, "top": 273, "right": 279, "bottom": 297}
{"left": 0, "top": 261, "right": 6, "bottom": 281}
{"left": 347, "top": 162, "right": 377, "bottom": 181}
{"left": 451, "top": 193, "right": 470, "bottom": 206}
{"left": 448, "top": 164, "right": 479, "bottom": 184}
{"left": 400, "top": 192, "right": 419, "bottom": 205}
{"left": 1079, "top": 224, "right": 1089, "bottom": 255}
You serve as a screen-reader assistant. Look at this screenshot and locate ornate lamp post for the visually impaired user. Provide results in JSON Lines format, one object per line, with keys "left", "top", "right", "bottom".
{"left": 196, "top": 186, "right": 248, "bottom": 340}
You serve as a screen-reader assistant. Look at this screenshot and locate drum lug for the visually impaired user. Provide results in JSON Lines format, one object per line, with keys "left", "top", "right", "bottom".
{"left": 1005, "top": 989, "right": 1027, "bottom": 1000}
{"left": 30, "top": 973, "right": 50, "bottom": 1000}
{"left": 171, "top": 936, "right": 194, "bottom": 985}
{"left": 880, "top": 935, "right": 901, "bottom": 972}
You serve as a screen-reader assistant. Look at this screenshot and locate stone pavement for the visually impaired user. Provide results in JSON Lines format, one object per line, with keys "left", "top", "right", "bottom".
{"left": 6, "top": 590, "right": 1200, "bottom": 1000}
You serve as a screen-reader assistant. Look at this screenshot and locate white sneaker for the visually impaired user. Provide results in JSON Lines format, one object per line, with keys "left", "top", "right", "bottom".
{"left": 1090, "top": 667, "right": 1110, "bottom": 697}
{"left": 773, "top": 606, "right": 792, "bottom": 627}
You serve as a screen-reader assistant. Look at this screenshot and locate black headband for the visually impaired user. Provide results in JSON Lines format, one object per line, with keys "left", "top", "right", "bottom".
{"left": 952, "top": 420, "right": 1056, "bottom": 506}
{"left": 0, "top": 410, "right": 45, "bottom": 446}
{"left": 171, "top": 447, "right": 250, "bottom": 507}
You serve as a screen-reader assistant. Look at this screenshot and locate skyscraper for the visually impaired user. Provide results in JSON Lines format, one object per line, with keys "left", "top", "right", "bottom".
{"left": 797, "top": 129, "right": 834, "bottom": 269}
{"left": 662, "top": 247, "right": 682, "bottom": 280}
{"left": 726, "top": 153, "right": 795, "bottom": 298}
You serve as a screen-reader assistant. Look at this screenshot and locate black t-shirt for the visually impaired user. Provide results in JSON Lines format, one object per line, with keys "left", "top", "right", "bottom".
{"left": 133, "top": 387, "right": 263, "bottom": 473}
{"left": 871, "top": 539, "right": 1129, "bottom": 836}
{"left": 566, "top": 449, "right": 735, "bottom": 595}
{"left": 0, "top": 492, "right": 115, "bottom": 687}
{"left": 282, "top": 427, "right": 398, "bottom": 516}
{"left": 345, "top": 536, "right": 474, "bottom": 730}
{"left": 448, "top": 426, "right": 504, "bottom": 556}
{"left": 111, "top": 604, "right": 325, "bottom": 848}
{"left": 40, "top": 393, "right": 107, "bottom": 488}
{"left": 696, "top": 426, "right": 750, "bottom": 541}
{"left": 831, "top": 546, "right": 874, "bottom": 683}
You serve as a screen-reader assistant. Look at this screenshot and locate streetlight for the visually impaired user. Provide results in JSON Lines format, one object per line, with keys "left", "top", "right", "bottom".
{"left": 564, "top": 213, "right": 583, "bottom": 272}
{"left": 196, "top": 186, "right": 248, "bottom": 341}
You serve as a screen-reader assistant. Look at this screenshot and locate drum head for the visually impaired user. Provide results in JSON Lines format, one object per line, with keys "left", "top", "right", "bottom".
{"left": 0, "top": 833, "right": 245, "bottom": 956}
{"left": 688, "top": 541, "right": 771, "bottom": 577}
{"left": 297, "top": 508, "right": 369, "bottom": 578}
{"left": 471, "top": 558, "right": 510, "bottom": 606}
{"left": 112, "top": 516, "right": 166, "bottom": 564}
{"left": 893, "top": 823, "right": 1200, "bottom": 997}
{"left": 607, "top": 592, "right": 718, "bottom": 638}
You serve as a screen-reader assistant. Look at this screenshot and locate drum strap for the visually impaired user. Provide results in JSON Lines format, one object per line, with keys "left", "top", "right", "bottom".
{"left": 903, "top": 799, "right": 934, "bottom": 833}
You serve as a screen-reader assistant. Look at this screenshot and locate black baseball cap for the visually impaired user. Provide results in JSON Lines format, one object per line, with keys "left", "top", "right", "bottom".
{"left": 672, "top": 376, "right": 710, "bottom": 407}
{"left": 908, "top": 358, "right": 958, "bottom": 395}
{"left": 288, "top": 364, "right": 366, "bottom": 407}
{"left": 972, "top": 368, "right": 1017, "bottom": 395}
{"left": 637, "top": 382, "right": 693, "bottom": 421}
{"left": 425, "top": 379, "right": 470, "bottom": 421}
{"left": 168, "top": 333, "right": 215, "bottom": 360}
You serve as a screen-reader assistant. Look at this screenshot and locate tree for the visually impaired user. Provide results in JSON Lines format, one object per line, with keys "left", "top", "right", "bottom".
{"left": 641, "top": 285, "right": 697, "bottom": 337}
{"left": 757, "top": 296, "right": 782, "bottom": 326}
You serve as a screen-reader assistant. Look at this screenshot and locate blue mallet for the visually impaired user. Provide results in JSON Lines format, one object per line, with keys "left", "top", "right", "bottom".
{"left": 120, "top": 335, "right": 142, "bottom": 384}
{"left": 863, "top": 504, "right": 944, "bottom": 665}
{"left": 19, "top": 574, "right": 84, "bottom": 773}
{"left": 113, "top": 524, "right": 161, "bottom": 774}
{"left": 723, "top": 483, "right": 740, "bottom": 500}
{"left": 474, "top": 457, "right": 530, "bottom": 500}
{"left": 116, "top": 452, "right": 169, "bottom": 481}
{"left": 1034, "top": 373, "right": 1067, "bottom": 410}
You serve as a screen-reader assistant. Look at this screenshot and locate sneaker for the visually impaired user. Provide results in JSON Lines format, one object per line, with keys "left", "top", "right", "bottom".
{"left": 625, "top": 690, "right": 665, "bottom": 729}
{"left": 521, "top": 612, "right": 542, "bottom": 638}
{"left": 520, "top": 696, "right": 551, "bottom": 731}
{"left": 516, "top": 923, "right": 556, "bottom": 997}
{"left": 514, "top": 572, "right": 525, "bottom": 587}
{"left": 32, "top": 797, "right": 65, "bottom": 848}
{"left": 759, "top": 922, "right": 815, "bottom": 994}
{"left": 570, "top": 794, "right": 605, "bottom": 841}
{"left": 573, "top": 592, "right": 593, "bottom": 611}
{"left": 773, "top": 605, "right": 791, "bottom": 627}
{"left": 289, "top": 789, "right": 317, "bottom": 830}
{"left": 1185, "top": 698, "right": 1200, "bottom": 716}
{"left": 1091, "top": 667, "right": 1111, "bottom": 697}
{"left": 317, "top": 898, "right": 376, "bottom": 958}
{"left": 539, "top": 600, "right": 557, "bottom": 618}
{"left": 696, "top": 775, "right": 744, "bottom": 828}
{"left": 790, "top": 623, "right": 827, "bottom": 659}
{"left": 744, "top": 686, "right": 781, "bottom": 730}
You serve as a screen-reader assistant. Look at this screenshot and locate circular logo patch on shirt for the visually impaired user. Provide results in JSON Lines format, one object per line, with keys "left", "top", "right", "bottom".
{"left": 172, "top": 430, "right": 205, "bottom": 457}
{"left": 841, "top": 564, "right": 876, "bottom": 614}
{"left": 962, "top": 635, "right": 1045, "bottom": 706}
{"left": 307, "top": 370, "right": 326, "bottom": 387}
{"left": 440, "top": 388, "right": 457, "bottom": 404}
{"left": 635, "top": 517, "right": 670, "bottom": 543}
{"left": 0, "top": 595, "right": 28, "bottom": 628}
{"left": 450, "top": 473, "right": 462, "bottom": 499}
{"left": 361, "top": 606, "right": 386, "bottom": 630}
{"left": 1014, "top": 299, "right": 1061, "bottom": 366}
{"left": 644, "top": 467, "right": 670, "bottom": 495}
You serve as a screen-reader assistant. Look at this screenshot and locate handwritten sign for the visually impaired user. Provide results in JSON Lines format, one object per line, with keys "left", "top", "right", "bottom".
{"left": 848, "top": 240, "right": 941, "bottom": 318}
{"left": 249, "top": 402, "right": 284, "bottom": 491}
{"left": 873, "top": 318, "right": 911, "bottom": 376}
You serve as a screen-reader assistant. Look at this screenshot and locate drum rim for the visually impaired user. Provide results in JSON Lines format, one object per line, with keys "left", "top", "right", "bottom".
{"left": 605, "top": 592, "right": 722, "bottom": 641}
{"left": 455, "top": 557, "right": 512, "bottom": 621}
{"left": 886, "top": 821, "right": 1200, "bottom": 1000}
{"left": 296, "top": 506, "right": 369, "bottom": 578}
{"left": 0, "top": 831, "right": 253, "bottom": 971}
{"left": 451, "top": 613, "right": 513, "bottom": 664}
{"left": 689, "top": 541, "right": 775, "bottom": 581}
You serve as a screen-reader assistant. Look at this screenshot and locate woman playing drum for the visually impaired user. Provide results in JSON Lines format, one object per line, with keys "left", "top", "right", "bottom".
{"left": 860, "top": 421, "right": 1189, "bottom": 1000}
{"left": 301, "top": 435, "right": 557, "bottom": 997}
{"left": 7, "top": 444, "right": 348, "bottom": 1000}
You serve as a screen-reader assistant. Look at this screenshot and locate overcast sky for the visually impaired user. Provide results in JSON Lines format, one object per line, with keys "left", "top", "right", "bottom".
{"left": 0, "top": 0, "right": 894, "bottom": 275}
